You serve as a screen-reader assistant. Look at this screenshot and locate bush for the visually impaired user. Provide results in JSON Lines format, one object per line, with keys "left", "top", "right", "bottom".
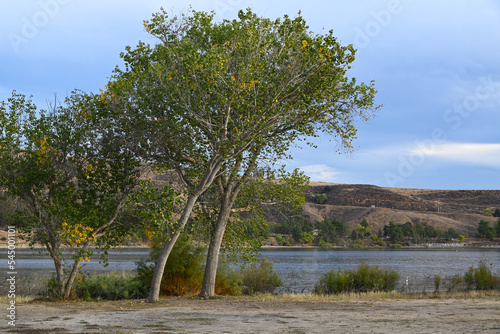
{"left": 214, "top": 263, "right": 242, "bottom": 296}
{"left": 313, "top": 193, "right": 327, "bottom": 204}
{"left": 241, "top": 259, "right": 283, "bottom": 295}
{"left": 136, "top": 235, "right": 206, "bottom": 296}
{"left": 464, "top": 261, "right": 500, "bottom": 291}
{"left": 314, "top": 263, "right": 399, "bottom": 295}
{"left": 74, "top": 272, "right": 148, "bottom": 300}
{"left": 136, "top": 235, "right": 244, "bottom": 296}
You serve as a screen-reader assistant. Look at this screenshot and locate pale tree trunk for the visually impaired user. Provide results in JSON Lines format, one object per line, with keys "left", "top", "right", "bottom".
{"left": 146, "top": 158, "right": 223, "bottom": 302}
{"left": 199, "top": 193, "right": 234, "bottom": 299}
{"left": 199, "top": 152, "right": 260, "bottom": 299}
{"left": 52, "top": 253, "right": 66, "bottom": 298}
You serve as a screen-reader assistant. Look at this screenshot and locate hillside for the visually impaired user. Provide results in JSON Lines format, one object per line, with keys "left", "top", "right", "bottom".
{"left": 295, "top": 182, "right": 500, "bottom": 235}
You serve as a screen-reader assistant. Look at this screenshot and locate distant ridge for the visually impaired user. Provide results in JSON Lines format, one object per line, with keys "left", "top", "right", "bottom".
{"left": 296, "top": 183, "right": 500, "bottom": 235}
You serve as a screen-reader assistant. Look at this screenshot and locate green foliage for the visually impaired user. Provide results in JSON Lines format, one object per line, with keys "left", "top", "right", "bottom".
{"left": 353, "top": 220, "right": 371, "bottom": 240}
{"left": 382, "top": 221, "right": 458, "bottom": 244}
{"left": 136, "top": 235, "right": 206, "bottom": 296}
{"left": 272, "top": 215, "right": 313, "bottom": 242}
{"left": 136, "top": 235, "right": 242, "bottom": 296}
{"left": 477, "top": 220, "right": 496, "bottom": 240}
{"left": 299, "top": 232, "right": 315, "bottom": 244}
{"left": 275, "top": 235, "right": 295, "bottom": 246}
{"left": 0, "top": 91, "right": 174, "bottom": 299}
{"left": 463, "top": 261, "right": 500, "bottom": 291}
{"left": 434, "top": 275, "right": 441, "bottom": 292}
{"left": 214, "top": 263, "right": 242, "bottom": 296}
{"left": 493, "top": 208, "right": 500, "bottom": 218}
{"left": 458, "top": 235, "right": 465, "bottom": 243}
{"left": 313, "top": 193, "right": 328, "bottom": 204}
{"left": 316, "top": 218, "right": 349, "bottom": 243}
{"left": 74, "top": 272, "right": 149, "bottom": 300}
{"left": 241, "top": 259, "right": 283, "bottom": 295}
{"left": 383, "top": 222, "right": 404, "bottom": 244}
{"left": 314, "top": 263, "right": 399, "bottom": 294}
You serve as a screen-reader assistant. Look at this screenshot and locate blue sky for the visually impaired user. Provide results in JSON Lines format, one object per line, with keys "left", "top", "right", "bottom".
{"left": 1, "top": 0, "right": 499, "bottom": 190}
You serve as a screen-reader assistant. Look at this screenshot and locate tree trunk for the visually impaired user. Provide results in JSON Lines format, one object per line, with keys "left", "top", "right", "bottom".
{"left": 52, "top": 254, "right": 65, "bottom": 298}
{"left": 63, "top": 259, "right": 82, "bottom": 299}
{"left": 199, "top": 198, "right": 233, "bottom": 299}
{"left": 146, "top": 158, "right": 223, "bottom": 302}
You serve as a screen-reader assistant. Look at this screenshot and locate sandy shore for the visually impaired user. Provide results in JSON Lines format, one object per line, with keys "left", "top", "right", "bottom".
{"left": 8, "top": 295, "right": 500, "bottom": 333}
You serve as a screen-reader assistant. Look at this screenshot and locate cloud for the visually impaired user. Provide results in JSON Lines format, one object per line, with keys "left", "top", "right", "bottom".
{"left": 410, "top": 142, "right": 500, "bottom": 169}
{"left": 299, "top": 164, "right": 341, "bottom": 182}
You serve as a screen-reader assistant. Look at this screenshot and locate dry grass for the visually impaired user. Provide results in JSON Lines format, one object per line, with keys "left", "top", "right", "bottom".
{"left": 248, "top": 290, "right": 500, "bottom": 302}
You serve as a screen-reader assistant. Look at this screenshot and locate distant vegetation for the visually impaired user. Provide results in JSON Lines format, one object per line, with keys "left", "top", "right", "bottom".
{"left": 266, "top": 216, "right": 499, "bottom": 247}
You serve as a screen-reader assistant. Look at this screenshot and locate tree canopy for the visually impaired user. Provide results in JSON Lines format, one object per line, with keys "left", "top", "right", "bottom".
{"left": 99, "top": 8, "right": 378, "bottom": 301}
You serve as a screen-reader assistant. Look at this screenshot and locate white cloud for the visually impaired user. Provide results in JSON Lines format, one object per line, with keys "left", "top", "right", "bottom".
{"left": 410, "top": 142, "right": 500, "bottom": 169}
{"left": 299, "top": 164, "right": 341, "bottom": 182}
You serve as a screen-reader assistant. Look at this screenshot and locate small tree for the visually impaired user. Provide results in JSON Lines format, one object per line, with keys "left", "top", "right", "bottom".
{"left": 477, "top": 220, "right": 492, "bottom": 238}
{"left": 317, "top": 218, "right": 349, "bottom": 243}
{"left": 0, "top": 92, "right": 177, "bottom": 299}
{"left": 493, "top": 208, "right": 500, "bottom": 218}
{"left": 484, "top": 208, "right": 493, "bottom": 216}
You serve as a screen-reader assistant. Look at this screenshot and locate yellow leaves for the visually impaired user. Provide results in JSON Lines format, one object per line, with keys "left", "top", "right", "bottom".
{"left": 60, "top": 222, "right": 97, "bottom": 247}
{"left": 301, "top": 40, "right": 308, "bottom": 49}
{"left": 144, "top": 228, "right": 158, "bottom": 248}
{"left": 231, "top": 76, "right": 236, "bottom": 81}
{"left": 143, "top": 20, "right": 151, "bottom": 32}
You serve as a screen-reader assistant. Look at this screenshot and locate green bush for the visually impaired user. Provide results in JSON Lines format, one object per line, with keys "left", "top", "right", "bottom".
{"left": 464, "top": 261, "right": 500, "bottom": 291}
{"left": 241, "top": 259, "right": 283, "bottom": 295}
{"left": 314, "top": 263, "right": 399, "bottom": 295}
{"left": 74, "top": 272, "right": 148, "bottom": 300}
{"left": 214, "top": 263, "right": 243, "bottom": 296}
{"left": 313, "top": 193, "right": 328, "bottom": 204}
{"left": 136, "top": 235, "right": 244, "bottom": 296}
{"left": 136, "top": 235, "right": 207, "bottom": 296}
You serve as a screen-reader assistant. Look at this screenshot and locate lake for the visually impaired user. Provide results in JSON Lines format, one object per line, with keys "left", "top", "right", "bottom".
{"left": 4, "top": 247, "right": 500, "bottom": 293}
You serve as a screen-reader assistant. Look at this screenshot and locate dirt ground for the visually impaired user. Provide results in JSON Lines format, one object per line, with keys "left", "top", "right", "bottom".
{"left": 6, "top": 295, "right": 500, "bottom": 334}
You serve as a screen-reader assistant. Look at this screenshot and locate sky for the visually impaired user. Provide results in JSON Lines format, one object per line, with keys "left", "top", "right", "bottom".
{"left": 1, "top": 0, "right": 499, "bottom": 190}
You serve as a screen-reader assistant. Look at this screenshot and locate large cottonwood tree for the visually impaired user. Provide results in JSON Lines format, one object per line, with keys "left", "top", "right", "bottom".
{"left": 105, "top": 8, "right": 378, "bottom": 301}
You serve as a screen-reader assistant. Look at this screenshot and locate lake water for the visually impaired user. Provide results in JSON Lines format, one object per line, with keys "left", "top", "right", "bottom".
{"left": 3, "top": 247, "right": 499, "bottom": 293}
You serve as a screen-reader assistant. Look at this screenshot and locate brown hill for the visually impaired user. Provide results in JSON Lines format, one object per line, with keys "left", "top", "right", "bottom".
{"left": 298, "top": 182, "right": 500, "bottom": 235}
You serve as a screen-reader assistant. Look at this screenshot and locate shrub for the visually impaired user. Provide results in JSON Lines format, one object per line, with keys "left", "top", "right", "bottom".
{"left": 74, "top": 272, "right": 148, "bottom": 300}
{"left": 314, "top": 263, "right": 399, "bottom": 294}
{"left": 136, "top": 235, "right": 244, "bottom": 296}
{"left": 313, "top": 193, "right": 327, "bottom": 204}
{"left": 434, "top": 275, "right": 441, "bottom": 292}
{"left": 214, "top": 264, "right": 242, "bottom": 296}
{"left": 241, "top": 259, "right": 283, "bottom": 295}
{"left": 136, "top": 235, "right": 206, "bottom": 296}
{"left": 464, "top": 261, "right": 500, "bottom": 291}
